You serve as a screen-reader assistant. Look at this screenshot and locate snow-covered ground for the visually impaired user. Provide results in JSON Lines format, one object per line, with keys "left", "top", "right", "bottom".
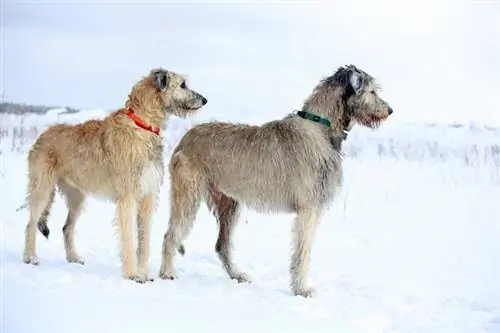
{"left": 1, "top": 110, "right": 499, "bottom": 333}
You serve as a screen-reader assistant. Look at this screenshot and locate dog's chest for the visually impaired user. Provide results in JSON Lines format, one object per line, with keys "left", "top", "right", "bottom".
{"left": 140, "top": 160, "right": 164, "bottom": 196}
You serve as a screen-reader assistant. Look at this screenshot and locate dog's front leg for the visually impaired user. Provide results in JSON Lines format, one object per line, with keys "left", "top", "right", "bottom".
{"left": 136, "top": 193, "right": 156, "bottom": 282}
{"left": 290, "top": 207, "right": 320, "bottom": 297}
{"left": 115, "top": 195, "right": 142, "bottom": 283}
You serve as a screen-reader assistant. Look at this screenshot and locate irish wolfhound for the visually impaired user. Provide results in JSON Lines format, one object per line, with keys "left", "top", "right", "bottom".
{"left": 159, "top": 65, "right": 393, "bottom": 297}
{"left": 22, "top": 68, "right": 207, "bottom": 283}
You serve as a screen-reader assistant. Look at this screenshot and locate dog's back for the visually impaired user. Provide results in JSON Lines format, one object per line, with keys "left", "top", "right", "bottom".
{"left": 28, "top": 111, "right": 127, "bottom": 198}
{"left": 171, "top": 116, "right": 341, "bottom": 213}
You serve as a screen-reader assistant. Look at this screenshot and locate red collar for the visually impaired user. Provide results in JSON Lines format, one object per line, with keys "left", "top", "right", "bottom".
{"left": 126, "top": 108, "right": 160, "bottom": 136}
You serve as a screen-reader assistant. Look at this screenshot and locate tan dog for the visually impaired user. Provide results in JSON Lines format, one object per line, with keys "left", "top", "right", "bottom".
{"left": 158, "top": 65, "right": 393, "bottom": 296}
{"left": 22, "top": 68, "right": 207, "bottom": 283}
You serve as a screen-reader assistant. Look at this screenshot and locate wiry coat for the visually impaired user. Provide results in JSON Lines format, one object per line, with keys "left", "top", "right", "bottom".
{"left": 22, "top": 68, "right": 207, "bottom": 283}
{"left": 172, "top": 116, "right": 343, "bottom": 213}
{"left": 28, "top": 111, "right": 165, "bottom": 201}
{"left": 159, "top": 64, "right": 393, "bottom": 297}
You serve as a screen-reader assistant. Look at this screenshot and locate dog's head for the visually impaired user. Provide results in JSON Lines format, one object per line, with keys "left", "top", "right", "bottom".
{"left": 149, "top": 68, "right": 207, "bottom": 118}
{"left": 332, "top": 65, "right": 393, "bottom": 129}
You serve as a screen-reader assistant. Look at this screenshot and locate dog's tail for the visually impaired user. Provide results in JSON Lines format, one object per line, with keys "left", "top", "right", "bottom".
{"left": 36, "top": 189, "right": 56, "bottom": 239}
{"left": 15, "top": 201, "right": 28, "bottom": 212}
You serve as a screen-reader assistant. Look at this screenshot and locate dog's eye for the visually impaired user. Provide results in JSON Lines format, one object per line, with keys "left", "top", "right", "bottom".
{"left": 370, "top": 90, "right": 376, "bottom": 95}
{"left": 180, "top": 82, "right": 186, "bottom": 89}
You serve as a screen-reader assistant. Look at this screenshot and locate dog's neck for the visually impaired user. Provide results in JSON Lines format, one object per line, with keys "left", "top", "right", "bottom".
{"left": 124, "top": 100, "right": 167, "bottom": 132}
{"left": 296, "top": 108, "right": 351, "bottom": 152}
{"left": 296, "top": 110, "right": 332, "bottom": 128}
{"left": 125, "top": 108, "right": 160, "bottom": 135}
{"left": 300, "top": 88, "right": 354, "bottom": 151}
{"left": 330, "top": 91, "right": 355, "bottom": 151}
{"left": 328, "top": 116, "right": 351, "bottom": 151}
{"left": 329, "top": 129, "right": 349, "bottom": 151}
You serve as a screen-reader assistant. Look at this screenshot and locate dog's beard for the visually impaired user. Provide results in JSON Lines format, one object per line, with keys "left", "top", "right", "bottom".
{"left": 180, "top": 101, "right": 203, "bottom": 112}
{"left": 356, "top": 113, "right": 388, "bottom": 129}
{"left": 168, "top": 103, "right": 202, "bottom": 118}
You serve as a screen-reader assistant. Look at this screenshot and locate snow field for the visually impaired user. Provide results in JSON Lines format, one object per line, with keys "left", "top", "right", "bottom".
{"left": 2, "top": 142, "right": 499, "bottom": 332}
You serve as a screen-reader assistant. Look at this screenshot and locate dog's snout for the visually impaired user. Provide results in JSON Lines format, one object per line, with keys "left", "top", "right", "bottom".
{"left": 201, "top": 97, "right": 208, "bottom": 105}
{"left": 388, "top": 107, "right": 393, "bottom": 115}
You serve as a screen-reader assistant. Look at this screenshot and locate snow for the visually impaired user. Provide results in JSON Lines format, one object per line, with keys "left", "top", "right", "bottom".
{"left": 1, "top": 109, "right": 499, "bottom": 333}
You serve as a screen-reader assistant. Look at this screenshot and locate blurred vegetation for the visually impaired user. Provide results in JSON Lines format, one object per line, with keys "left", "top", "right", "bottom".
{"left": 0, "top": 102, "right": 80, "bottom": 115}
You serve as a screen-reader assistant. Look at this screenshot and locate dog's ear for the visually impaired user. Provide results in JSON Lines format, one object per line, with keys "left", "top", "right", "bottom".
{"left": 349, "top": 69, "right": 364, "bottom": 95}
{"left": 153, "top": 70, "right": 169, "bottom": 91}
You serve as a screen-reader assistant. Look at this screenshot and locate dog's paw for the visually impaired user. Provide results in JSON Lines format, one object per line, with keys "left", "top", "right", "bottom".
{"left": 66, "top": 255, "right": 85, "bottom": 265}
{"left": 23, "top": 254, "right": 39, "bottom": 265}
{"left": 231, "top": 272, "right": 251, "bottom": 284}
{"left": 158, "top": 270, "right": 178, "bottom": 280}
{"left": 293, "top": 286, "right": 317, "bottom": 298}
{"left": 138, "top": 270, "right": 154, "bottom": 283}
{"left": 138, "top": 275, "right": 154, "bottom": 283}
{"left": 124, "top": 274, "right": 148, "bottom": 284}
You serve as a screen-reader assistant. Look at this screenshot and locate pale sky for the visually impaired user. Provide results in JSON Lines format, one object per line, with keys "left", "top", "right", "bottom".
{"left": 2, "top": 0, "right": 499, "bottom": 125}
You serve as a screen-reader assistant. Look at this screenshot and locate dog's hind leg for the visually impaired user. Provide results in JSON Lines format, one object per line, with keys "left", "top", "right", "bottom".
{"left": 159, "top": 153, "right": 202, "bottom": 280}
{"left": 290, "top": 206, "right": 320, "bottom": 298}
{"left": 208, "top": 187, "right": 250, "bottom": 283}
{"left": 58, "top": 180, "right": 86, "bottom": 265}
{"left": 23, "top": 164, "right": 57, "bottom": 265}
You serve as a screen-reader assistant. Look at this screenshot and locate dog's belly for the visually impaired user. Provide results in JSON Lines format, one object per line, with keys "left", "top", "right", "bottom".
{"left": 216, "top": 183, "right": 296, "bottom": 214}
{"left": 214, "top": 164, "right": 343, "bottom": 213}
{"left": 243, "top": 198, "right": 292, "bottom": 214}
{"left": 60, "top": 171, "right": 114, "bottom": 199}
{"left": 140, "top": 162, "right": 165, "bottom": 196}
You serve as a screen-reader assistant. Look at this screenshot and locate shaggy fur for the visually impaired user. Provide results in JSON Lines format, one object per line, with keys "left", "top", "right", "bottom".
{"left": 22, "top": 68, "right": 207, "bottom": 283}
{"left": 159, "top": 64, "right": 393, "bottom": 297}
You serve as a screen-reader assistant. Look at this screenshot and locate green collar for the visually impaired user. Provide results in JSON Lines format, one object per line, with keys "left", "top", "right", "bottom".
{"left": 296, "top": 110, "right": 331, "bottom": 128}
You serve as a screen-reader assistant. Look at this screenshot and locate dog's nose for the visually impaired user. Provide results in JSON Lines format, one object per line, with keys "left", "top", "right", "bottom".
{"left": 388, "top": 107, "right": 393, "bottom": 115}
{"left": 202, "top": 97, "right": 208, "bottom": 105}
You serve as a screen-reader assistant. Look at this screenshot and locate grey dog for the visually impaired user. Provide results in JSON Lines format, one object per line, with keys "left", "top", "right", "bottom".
{"left": 158, "top": 65, "right": 393, "bottom": 297}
